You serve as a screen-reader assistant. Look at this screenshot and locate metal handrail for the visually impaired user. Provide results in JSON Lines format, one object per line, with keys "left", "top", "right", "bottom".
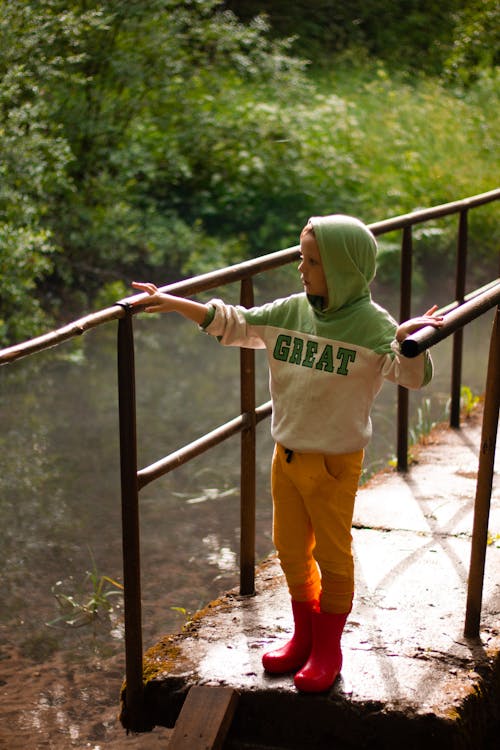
{"left": 464, "top": 304, "right": 499, "bottom": 637}
{"left": 137, "top": 401, "right": 272, "bottom": 490}
{"left": 1, "top": 188, "right": 499, "bottom": 731}
{"left": 401, "top": 280, "right": 500, "bottom": 357}
{"left": 1, "top": 188, "right": 498, "bottom": 366}
{"left": 402, "top": 287, "right": 500, "bottom": 639}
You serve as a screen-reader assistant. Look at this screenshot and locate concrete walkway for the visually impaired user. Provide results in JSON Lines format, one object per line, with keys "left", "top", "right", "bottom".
{"left": 138, "top": 409, "right": 500, "bottom": 749}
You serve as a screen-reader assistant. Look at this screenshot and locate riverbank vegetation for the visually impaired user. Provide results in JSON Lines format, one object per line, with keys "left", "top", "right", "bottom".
{"left": 0, "top": 0, "right": 498, "bottom": 346}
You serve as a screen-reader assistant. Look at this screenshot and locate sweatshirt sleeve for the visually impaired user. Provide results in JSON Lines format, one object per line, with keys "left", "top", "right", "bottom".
{"left": 381, "top": 339, "right": 433, "bottom": 389}
{"left": 200, "top": 298, "right": 267, "bottom": 349}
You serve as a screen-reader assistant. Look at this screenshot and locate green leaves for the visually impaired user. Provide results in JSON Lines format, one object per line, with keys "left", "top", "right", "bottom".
{"left": 444, "top": 0, "right": 500, "bottom": 85}
{"left": 0, "top": 226, "right": 55, "bottom": 344}
{"left": 0, "top": 1, "right": 497, "bottom": 347}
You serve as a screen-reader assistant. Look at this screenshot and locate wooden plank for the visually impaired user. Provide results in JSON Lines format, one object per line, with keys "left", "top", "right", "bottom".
{"left": 168, "top": 686, "right": 239, "bottom": 750}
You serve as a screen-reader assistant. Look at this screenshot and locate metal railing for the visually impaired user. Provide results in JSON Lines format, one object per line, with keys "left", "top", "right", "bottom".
{"left": 0, "top": 189, "right": 499, "bottom": 730}
{"left": 402, "top": 286, "right": 500, "bottom": 640}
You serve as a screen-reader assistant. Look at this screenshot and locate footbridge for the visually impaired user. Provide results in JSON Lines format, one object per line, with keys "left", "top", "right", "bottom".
{"left": 1, "top": 190, "right": 499, "bottom": 749}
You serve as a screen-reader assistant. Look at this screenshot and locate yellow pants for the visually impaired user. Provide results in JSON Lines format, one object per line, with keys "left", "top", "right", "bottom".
{"left": 272, "top": 444, "right": 364, "bottom": 614}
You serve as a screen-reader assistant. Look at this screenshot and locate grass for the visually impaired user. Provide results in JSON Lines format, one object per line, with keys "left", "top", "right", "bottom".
{"left": 408, "top": 397, "right": 437, "bottom": 447}
{"left": 179, "top": 61, "right": 499, "bottom": 280}
{"left": 310, "top": 64, "right": 498, "bottom": 222}
{"left": 47, "top": 550, "right": 123, "bottom": 631}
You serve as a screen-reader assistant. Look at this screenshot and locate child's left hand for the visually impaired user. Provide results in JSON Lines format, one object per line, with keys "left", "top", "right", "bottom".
{"left": 396, "top": 305, "right": 444, "bottom": 343}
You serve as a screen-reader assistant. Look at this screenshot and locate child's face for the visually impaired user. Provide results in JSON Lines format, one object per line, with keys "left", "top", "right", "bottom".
{"left": 298, "top": 232, "right": 328, "bottom": 301}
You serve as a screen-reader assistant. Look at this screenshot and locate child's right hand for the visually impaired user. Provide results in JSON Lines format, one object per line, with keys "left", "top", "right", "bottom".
{"left": 130, "top": 281, "right": 178, "bottom": 314}
{"left": 130, "top": 281, "right": 210, "bottom": 325}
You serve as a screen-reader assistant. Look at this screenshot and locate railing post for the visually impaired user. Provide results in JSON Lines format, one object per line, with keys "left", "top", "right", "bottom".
{"left": 450, "top": 209, "right": 468, "bottom": 428}
{"left": 117, "top": 310, "right": 147, "bottom": 730}
{"left": 239, "top": 278, "right": 256, "bottom": 595}
{"left": 464, "top": 306, "right": 500, "bottom": 638}
{"left": 397, "top": 225, "right": 413, "bottom": 471}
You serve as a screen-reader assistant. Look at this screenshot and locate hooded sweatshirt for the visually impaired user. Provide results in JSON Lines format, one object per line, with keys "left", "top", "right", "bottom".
{"left": 202, "top": 215, "right": 433, "bottom": 454}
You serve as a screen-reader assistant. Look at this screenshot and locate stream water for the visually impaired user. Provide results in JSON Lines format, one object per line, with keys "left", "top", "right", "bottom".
{"left": 0, "top": 265, "right": 496, "bottom": 748}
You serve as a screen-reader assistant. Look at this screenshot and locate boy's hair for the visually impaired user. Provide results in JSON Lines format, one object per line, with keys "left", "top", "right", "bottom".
{"left": 300, "top": 222, "right": 315, "bottom": 240}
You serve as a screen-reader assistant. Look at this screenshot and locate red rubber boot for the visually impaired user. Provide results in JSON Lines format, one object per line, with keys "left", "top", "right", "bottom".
{"left": 262, "top": 599, "right": 318, "bottom": 674}
{"left": 293, "top": 610, "right": 348, "bottom": 692}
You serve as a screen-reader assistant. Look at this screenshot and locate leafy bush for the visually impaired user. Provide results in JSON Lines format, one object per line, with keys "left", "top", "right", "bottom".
{"left": 0, "top": 1, "right": 498, "bottom": 346}
{"left": 132, "top": 76, "right": 363, "bottom": 255}
{"left": 321, "top": 66, "right": 497, "bottom": 213}
{"left": 444, "top": 0, "right": 500, "bottom": 84}
{"left": 224, "top": 0, "right": 472, "bottom": 74}
{"left": 158, "top": 64, "right": 498, "bottom": 274}
{"left": 0, "top": 226, "right": 55, "bottom": 344}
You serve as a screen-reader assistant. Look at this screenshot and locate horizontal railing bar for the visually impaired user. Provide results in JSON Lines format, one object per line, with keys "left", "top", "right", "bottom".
{"left": 0, "top": 306, "right": 124, "bottom": 365}
{"left": 137, "top": 400, "right": 273, "bottom": 490}
{"left": 133, "top": 190, "right": 500, "bottom": 299}
{"left": 401, "top": 282, "right": 500, "bottom": 358}
{"left": 153, "top": 249, "right": 300, "bottom": 297}
{"left": 369, "top": 188, "right": 500, "bottom": 235}
{"left": 1, "top": 189, "right": 498, "bottom": 366}
{"left": 437, "top": 278, "right": 500, "bottom": 315}
{"left": 255, "top": 400, "right": 272, "bottom": 423}
{"left": 137, "top": 414, "right": 248, "bottom": 489}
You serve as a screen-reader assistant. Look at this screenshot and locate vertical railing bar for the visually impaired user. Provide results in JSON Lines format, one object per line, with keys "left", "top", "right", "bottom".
{"left": 450, "top": 209, "right": 468, "bottom": 428}
{"left": 117, "top": 309, "right": 146, "bottom": 730}
{"left": 397, "top": 225, "right": 413, "bottom": 471}
{"left": 464, "top": 306, "right": 500, "bottom": 638}
{"left": 239, "top": 277, "right": 256, "bottom": 596}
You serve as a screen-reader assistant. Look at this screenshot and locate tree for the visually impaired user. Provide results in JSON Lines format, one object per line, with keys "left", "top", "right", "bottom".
{"left": 223, "top": 0, "right": 473, "bottom": 73}
{"left": 31, "top": 0, "right": 304, "bottom": 288}
{"left": 0, "top": 0, "right": 72, "bottom": 344}
{"left": 445, "top": 0, "right": 500, "bottom": 84}
{"left": 0, "top": 0, "right": 304, "bottom": 343}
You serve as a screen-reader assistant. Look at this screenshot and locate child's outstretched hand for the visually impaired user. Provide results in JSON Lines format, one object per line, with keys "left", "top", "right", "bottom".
{"left": 130, "top": 281, "right": 178, "bottom": 313}
{"left": 130, "top": 281, "right": 209, "bottom": 324}
{"left": 396, "top": 305, "right": 444, "bottom": 343}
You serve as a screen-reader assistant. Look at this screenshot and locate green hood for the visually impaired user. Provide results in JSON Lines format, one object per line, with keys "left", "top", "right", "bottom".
{"left": 309, "top": 214, "right": 377, "bottom": 314}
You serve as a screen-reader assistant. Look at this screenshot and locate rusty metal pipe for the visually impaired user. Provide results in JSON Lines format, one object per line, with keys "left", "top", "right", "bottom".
{"left": 117, "top": 312, "right": 147, "bottom": 731}
{"left": 239, "top": 277, "right": 257, "bottom": 596}
{"left": 0, "top": 188, "right": 500, "bottom": 365}
{"left": 368, "top": 187, "right": 500, "bottom": 236}
{"left": 2, "top": 190, "right": 499, "bottom": 367}
{"left": 450, "top": 210, "right": 468, "bottom": 428}
{"left": 397, "top": 226, "right": 413, "bottom": 471}
{"left": 137, "top": 401, "right": 272, "bottom": 489}
{"left": 401, "top": 282, "right": 500, "bottom": 358}
{"left": 138, "top": 414, "right": 248, "bottom": 490}
{"left": 464, "top": 306, "right": 500, "bottom": 638}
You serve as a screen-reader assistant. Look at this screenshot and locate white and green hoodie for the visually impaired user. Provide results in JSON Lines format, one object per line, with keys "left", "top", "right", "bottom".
{"left": 202, "top": 215, "right": 433, "bottom": 455}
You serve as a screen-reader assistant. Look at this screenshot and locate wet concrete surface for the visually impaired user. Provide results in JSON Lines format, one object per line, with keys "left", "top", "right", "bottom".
{"left": 135, "top": 411, "right": 500, "bottom": 749}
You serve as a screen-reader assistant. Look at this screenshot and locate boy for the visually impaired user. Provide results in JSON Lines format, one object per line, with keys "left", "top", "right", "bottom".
{"left": 130, "top": 214, "right": 443, "bottom": 693}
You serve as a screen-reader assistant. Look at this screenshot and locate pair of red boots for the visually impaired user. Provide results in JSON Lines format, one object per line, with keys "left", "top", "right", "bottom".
{"left": 262, "top": 599, "right": 348, "bottom": 692}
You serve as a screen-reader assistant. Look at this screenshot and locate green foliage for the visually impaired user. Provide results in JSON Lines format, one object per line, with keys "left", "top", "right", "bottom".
{"left": 30, "top": 0, "right": 304, "bottom": 289}
{"left": 0, "top": 0, "right": 74, "bottom": 345}
{"left": 133, "top": 79, "right": 361, "bottom": 256}
{"left": 0, "top": 226, "right": 55, "bottom": 344}
{"left": 93, "top": 280, "right": 129, "bottom": 310}
{"left": 408, "top": 397, "right": 436, "bottom": 446}
{"left": 224, "top": 0, "right": 471, "bottom": 74}
{"left": 0, "top": 0, "right": 498, "bottom": 346}
{"left": 47, "top": 553, "right": 123, "bottom": 630}
{"left": 459, "top": 385, "right": 480, "bottom": 417}
{"left": 445, "top": 385, "right": 481, "bottom": 419}
{"left": 444, "top": 0, "right": 500, "bottom": 84}
{"left": 127, "top": 63, "right": 499, "bottom": 271}
{"left": 322, "top": 66, "right": 498, "bottom": 218}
